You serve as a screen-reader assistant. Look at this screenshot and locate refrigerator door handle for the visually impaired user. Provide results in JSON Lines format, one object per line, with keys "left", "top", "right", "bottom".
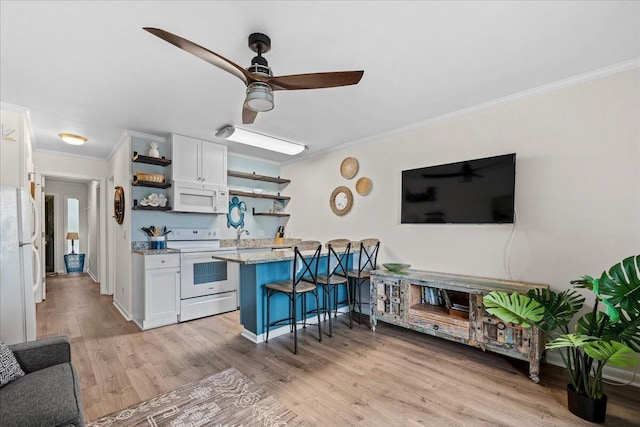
{"left": 31, "top": 244, "right": 41, "bottom": 293}
{"left": 29, "top": 195, "right": 40, "bottom": 244}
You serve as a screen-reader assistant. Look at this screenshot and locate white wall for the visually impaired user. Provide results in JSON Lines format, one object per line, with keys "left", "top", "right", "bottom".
{"left": 283, "top": 68, "right": 640, "bottom": 381}
{"left": 44, "top": 179, "right": 89, "bottom": 273}
{"left": 34, "top": 151, "right": 107, "bottom": 179}
{"left": 87, "top": 180, "right": 100, "bottom": 281}
{"left": 108, "top": 136, "right": 133, "bottom": 319}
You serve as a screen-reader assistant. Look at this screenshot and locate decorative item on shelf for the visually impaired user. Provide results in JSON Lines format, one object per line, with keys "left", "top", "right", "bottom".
{"left": 340, "top": 157, "right": 358, "bottom": 179}
{"left": 329, "top": 186, "right": 353, "bottom": 216}
{"left": 134, "top": 171, "right": 165, "bottom": 183}
{"left": 113, "top": 186, "right": 124, "bottom": 224}
{"left": 356, "top": 177, "right": 372, "bottom": 196}
{"left": 66, "top": 232, "right": 79, "bottom": 254}
{"left": 140, "top": 193, "right": 167, "bottom": 207}
{"left": 148, "top": 142, "right": 160, "bottom": 158}
{"left": 483, "top": 255, "right": 640, "bottom": 423}
{"left": 227, "top": 196, "right": 247, "bottom": 229}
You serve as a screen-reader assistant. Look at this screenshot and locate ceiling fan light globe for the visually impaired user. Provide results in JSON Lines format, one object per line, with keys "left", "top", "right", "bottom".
{"left": 245, "top": 82, "right": 274, "bottom": 112}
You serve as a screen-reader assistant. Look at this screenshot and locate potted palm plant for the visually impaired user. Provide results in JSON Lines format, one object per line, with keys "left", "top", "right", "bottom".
{"left": 482, "top": 255, "right": 640, "bottom": 423}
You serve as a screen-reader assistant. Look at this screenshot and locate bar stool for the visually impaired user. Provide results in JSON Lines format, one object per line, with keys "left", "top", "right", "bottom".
{"left": 347, "top": 238, "right": 380, "bottom": 325}
{"left": 264, "top": 241, "right": 322, "bottom": 354}
{"left": 316, "top": 239, "right": 351, "bottom": 336}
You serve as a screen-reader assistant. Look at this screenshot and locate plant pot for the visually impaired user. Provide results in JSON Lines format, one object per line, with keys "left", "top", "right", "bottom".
{"left": 567, "top": 384, "right": 607, "bottom": 423}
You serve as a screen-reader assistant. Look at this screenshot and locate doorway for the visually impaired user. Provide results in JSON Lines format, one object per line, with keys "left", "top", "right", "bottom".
{"left": 45, "top": 195, "right": 55, "bottom": 273}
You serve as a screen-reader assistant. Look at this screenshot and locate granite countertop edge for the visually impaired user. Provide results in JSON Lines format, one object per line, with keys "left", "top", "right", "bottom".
{"left": 132, "top": 249, "right": 181, "bottom": 255}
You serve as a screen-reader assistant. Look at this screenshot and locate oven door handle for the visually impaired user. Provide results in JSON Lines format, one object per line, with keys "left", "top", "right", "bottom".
{"left": 181, "top": 253, "right": 225, "bottom": 261}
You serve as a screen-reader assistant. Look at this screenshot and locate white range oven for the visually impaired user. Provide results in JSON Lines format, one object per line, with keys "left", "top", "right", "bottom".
{"left": 167, "top": 228, "right": 238, "bottom": 322}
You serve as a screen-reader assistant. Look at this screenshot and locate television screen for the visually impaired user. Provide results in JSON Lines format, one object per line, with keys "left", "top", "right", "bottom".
{"left": 401, "top": 153, "right": 516, "bottom": 224}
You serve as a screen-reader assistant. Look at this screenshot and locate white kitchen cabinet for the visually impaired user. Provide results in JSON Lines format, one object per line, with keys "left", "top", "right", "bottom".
{"left": 132, "top": 252, "right": 180, "bottom": 330}
{"left": 169, "top": 134, "right": 227, "bottom": 186}
{"left": 0, "top": 108, "right": 33, "bottom": 188}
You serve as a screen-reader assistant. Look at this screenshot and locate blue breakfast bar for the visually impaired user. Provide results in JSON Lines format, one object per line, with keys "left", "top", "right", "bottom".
{"left": 211, "top": 249, "right": 351, "bottom": 343}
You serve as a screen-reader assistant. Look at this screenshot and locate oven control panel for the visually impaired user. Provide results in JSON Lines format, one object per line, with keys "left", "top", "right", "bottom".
{"left": 168, "top": 228, "right": 220, "bottom": 241}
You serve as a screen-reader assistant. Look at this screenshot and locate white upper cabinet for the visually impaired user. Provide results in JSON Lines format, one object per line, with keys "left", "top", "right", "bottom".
{"left": 169, "top": 134, "right": 227, "bottom": 186}
{"left": 0, "top": 108, "right": 33, "bottom": 188}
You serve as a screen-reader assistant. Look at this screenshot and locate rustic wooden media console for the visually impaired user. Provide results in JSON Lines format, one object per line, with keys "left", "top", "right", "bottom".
{"left": 370, "top": 269, "right": 549, "bottom": 382}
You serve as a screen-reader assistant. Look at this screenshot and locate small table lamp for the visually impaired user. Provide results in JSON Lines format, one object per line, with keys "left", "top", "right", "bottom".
{"left": 66, "top": 232, "right": 79, "bottom": 254}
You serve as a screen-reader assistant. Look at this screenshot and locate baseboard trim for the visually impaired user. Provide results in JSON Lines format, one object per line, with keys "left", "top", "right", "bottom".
{"left": 87, "top": 270, "right": 99, "bottom": 283}
{"left": 545, "top": 352, "right": 639, "bottom": 388}
{"left": 113, "top": 299, "right": 132, "bottom": 321}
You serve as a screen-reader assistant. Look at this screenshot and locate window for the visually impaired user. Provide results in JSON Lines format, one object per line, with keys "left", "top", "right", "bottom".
{"left": 67, "top": 198, "right": 79, "bottom": 253}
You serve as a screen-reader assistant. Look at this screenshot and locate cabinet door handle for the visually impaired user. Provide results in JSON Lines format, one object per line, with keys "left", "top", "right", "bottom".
{"left": 161, "top": 260, "right": 165, "bottom": 263}
{"left": 433, "top": 324, "right": 439, "bottom": 330}
{"left": 497, "top": 322, "right": 506, "bottom": 330}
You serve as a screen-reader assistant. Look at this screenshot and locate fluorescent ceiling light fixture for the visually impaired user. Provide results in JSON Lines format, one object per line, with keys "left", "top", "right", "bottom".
{"left": 59, "top": 133, "right": 87, "bottom": 145}
{"left": 216, "top": 126, "right": 306, "bottom": 156}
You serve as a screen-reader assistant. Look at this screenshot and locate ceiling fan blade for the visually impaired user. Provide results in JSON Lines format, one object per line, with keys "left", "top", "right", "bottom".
{"left": 267, "top": 70, "right": 364, "bottom": 91}
{"left": 242, "top": 105, "right": 258, "bottom": 124}
{"left": 144, "top": 27, "right": 257, "bottom": 85}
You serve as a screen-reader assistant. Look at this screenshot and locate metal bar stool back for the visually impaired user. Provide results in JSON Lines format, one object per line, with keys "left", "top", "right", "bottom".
{"left": 264, "top": 241, "right": 322, "bottom": 354}
{"left": 316, "top": 239, "right": 351, "bottom": 336}
{"left": 347, "top": 238, "right": 380, "bottom": 325}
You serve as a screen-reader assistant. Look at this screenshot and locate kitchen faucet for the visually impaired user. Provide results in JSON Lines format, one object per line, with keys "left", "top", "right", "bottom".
{"left": 237, "top": 227, "right": 250, "bottom": 242}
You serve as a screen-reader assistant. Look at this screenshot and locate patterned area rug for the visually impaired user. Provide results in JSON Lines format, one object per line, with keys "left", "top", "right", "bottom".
{"left": 88, "top": 368, "right": 304, "bottom": 427}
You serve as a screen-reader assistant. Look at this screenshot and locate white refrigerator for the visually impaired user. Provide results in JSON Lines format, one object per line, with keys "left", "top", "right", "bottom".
{"left": 0, "top": 186, "right": 39, "bottom": 344}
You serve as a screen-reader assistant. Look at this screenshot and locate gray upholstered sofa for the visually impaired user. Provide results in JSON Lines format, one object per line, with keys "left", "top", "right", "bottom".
{"left": 0, "top": 336, "right": 85, "bottom": 426}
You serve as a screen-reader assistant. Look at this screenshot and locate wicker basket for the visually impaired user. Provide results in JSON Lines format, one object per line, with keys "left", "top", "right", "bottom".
{"left": 135, "top": 171, "right": 165, "bottom": 183}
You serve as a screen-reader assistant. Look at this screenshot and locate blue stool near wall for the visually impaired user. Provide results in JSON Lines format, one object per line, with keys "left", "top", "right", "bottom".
{"left": 64, "top": 253, "right": 85, "bottom": 273}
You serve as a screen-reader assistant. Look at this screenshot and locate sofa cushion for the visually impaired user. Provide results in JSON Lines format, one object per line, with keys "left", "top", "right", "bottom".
{"left": 0, "top": 340, "right": 25, "bottom": 387}
{"left": 0, "top": 362, "right": 83, "bottom": 426}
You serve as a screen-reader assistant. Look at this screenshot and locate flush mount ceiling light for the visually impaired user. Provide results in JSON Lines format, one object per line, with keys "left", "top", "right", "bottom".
{"left": 215, "top": 126, "right": 306, "bottom": 156}
{"left": 59, "top": 133, "right": 87, "bottom": 146}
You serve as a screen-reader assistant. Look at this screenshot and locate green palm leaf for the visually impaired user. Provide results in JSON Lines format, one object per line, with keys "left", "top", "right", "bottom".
{"left": 527, "top": 288, "right": 584, "bottom": 334}
{"left": 583, "top": 341, "right": 639, "bottom": 367}
{"left": 483, "top": 292, "right": 544, "bottom": 327}
{"left": 545, "top": 334, "right": 595, "bottom": 350}
{"left": 594, "top": 255, "right": 640, "bottom": 315}
{"left": 604, "top": 314, "right": 640, "bottom": 352}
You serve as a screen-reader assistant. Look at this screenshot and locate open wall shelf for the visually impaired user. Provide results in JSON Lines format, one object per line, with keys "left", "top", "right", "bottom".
{"left": 132, "top": 152, "right": 171, "bottom": 166}
{"left": 229, "top": 189, "right": 290, "bottom": 202}
{"left": 227, "top": 170, "right": 290, "bottom": 184}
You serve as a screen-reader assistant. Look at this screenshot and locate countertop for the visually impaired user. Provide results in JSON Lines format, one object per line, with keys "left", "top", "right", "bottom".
{"left": 131, "top": 249, "right": 180, "bottom": 255}
{"left": 211, "top": 248, "right": 330, "bottom": 265}
{"left": 220, "top": 238, "right": 301, "bottom": 250}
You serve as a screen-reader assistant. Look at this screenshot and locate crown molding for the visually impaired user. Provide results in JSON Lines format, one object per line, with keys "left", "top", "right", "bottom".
{"left": 0, "top": 101, "right": 30, "bottom": 113}
{"left": 283, "top": 58, "right": 640, "bottom": 166}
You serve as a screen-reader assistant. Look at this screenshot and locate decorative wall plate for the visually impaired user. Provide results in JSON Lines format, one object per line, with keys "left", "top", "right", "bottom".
{"left": 340, "top": 157, "right": 358, "bottom": 179}
{"left": 114, "top": 186, "right": 125, "bottom": 224}
{"left": 227, "top": 196, "right": 247, "bottom": 229}
{"left": 330, "top": 186, "right": 353, "bottom": 216}
{"left": 356, "top": 177, "right": 372, "bottom": 195}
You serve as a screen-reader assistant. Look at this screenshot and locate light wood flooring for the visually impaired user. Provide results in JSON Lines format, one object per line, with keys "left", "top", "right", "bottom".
{"left": 37, "top": 274, "right": 639, "bottom": 426}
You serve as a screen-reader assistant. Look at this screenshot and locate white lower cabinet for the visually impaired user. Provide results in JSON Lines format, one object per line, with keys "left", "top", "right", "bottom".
{"left": 133, "top": 253, "right": 180, "bottom": 330}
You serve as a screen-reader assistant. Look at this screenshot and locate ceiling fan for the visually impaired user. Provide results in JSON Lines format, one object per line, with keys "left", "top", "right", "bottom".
{"left": 143, "top": 28, "right": 364, "bottom": 124}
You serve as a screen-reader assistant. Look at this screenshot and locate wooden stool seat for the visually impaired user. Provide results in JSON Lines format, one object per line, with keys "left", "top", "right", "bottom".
{"left": 265, "top": 280, "right": 316, "bottom": 293}
{"left": 316, "top": 274, "right": 348, "bottom": 285}
{"left": 347, "top": 269, "right": 371, "bottom": 279}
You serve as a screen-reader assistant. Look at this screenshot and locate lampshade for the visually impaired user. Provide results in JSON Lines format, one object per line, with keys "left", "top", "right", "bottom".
{"left": 244, "top": 82, "right": 274, "bottom": 112}
{"left": 66, "top": 232, "right": 79, "bottom": 240}
{"left": 215, "top": 126, "right": 306, "bottom": 156}
{"left": 59, "top": 133, "right": 87, "bottom": 145}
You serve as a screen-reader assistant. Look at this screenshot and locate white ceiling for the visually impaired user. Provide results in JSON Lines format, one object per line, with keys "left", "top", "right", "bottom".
{"left": 1, "top": 1, "right": 639, "bottom": 163}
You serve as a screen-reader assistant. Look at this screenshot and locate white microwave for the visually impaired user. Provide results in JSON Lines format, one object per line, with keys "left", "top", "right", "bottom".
{"left": 171, "top": 180, "right": 228, "bottom": 214}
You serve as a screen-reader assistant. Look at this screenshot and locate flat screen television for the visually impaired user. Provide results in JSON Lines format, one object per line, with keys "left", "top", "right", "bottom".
{"left": 401, "top": 153, "right": 516, "bottom": 224}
